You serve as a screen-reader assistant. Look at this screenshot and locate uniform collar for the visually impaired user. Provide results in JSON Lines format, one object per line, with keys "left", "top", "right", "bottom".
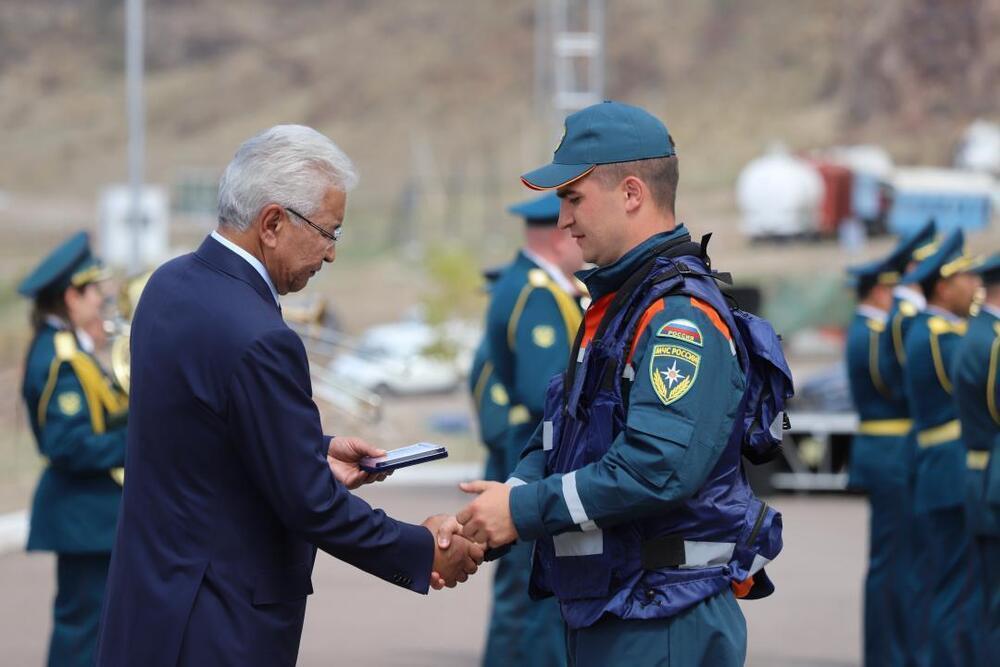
{"left": 521, "top": 248, "right": 576, "bottom": 295}
{"left": 576, "top": 225, "right": 690, "bottom": 301}
{"left": 856, "top": 304, "right": 887, "bottom": 323}
{"left": 210, "top": 230, "right": 280, "bottom": 307}
{"left": 982, "top": 304, "right": 1000, "bottom": 320}
{"left": 894, "top": 284, "right": 926, "bottom": 310}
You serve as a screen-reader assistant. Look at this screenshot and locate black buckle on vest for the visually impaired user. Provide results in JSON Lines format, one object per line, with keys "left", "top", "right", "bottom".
{"left": 640, "top": 535, "right": 686, "bottom": 570}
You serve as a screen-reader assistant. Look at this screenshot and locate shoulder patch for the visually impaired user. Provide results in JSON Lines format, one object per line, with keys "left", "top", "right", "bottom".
{"left": 532, "top": 324, "right": 556, "bottom": 348}
{"left": 649, "top": 343, "right": 700, "bottom": 406}
{"left": 57, "top": 392, "right": 82, "bottom": 416}
{"left": 656, "top": 318, "right": 703, "bottom": 346}
{"left": 527, "top": 269, "right": 549, "bottom": 287}
{"left": 490, "top": 383, "right": 509, "bottom": 406}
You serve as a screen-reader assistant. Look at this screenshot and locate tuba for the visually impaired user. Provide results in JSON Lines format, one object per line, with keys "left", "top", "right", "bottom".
{"left": 107, "top": 272, "right": 152, "bottom": 394}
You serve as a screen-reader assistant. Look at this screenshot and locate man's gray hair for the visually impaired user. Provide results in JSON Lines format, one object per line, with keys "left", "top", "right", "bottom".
{"left": 217, "top": 124, "right": 359, "bottom": 231}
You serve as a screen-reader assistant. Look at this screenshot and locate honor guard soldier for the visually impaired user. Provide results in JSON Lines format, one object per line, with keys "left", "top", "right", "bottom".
{"left": 844, "top": 254, "right": 905, "bottom": 667}
{"left": 457, "top": 102, "right": 792, "bottom": 667}
{"left": 17, "top": 232, "right": 128, "bottom": 667}
{"left": 901, "top": 229, "right": 982, "bottom": 667}
{"left": 478, "top": 192, "right": 584, "bottom": 666}
{"left": 847, "top": 220, "right": 935, "bottom": 667}
{"left": 470, "top": 267, "right": 512, "bottom": 484}
{"left": 953, "top": 253, "right": 1000, "bottom": 666}
{"left": 876, "top": 220, "right": 937, "bottom": 666}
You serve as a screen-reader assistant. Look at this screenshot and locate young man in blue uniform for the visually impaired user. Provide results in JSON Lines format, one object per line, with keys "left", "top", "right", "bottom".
{"left": 873, "top": 221, "right": 937, "bottom": 667}
{"left": 475, "top": 192, "right": 584, "bottom": 666}
{"left": 844, "top": 255, "right": 905, "bottom": 666}
{"left": 952, "top": 253, "right": 1000, "bottom": 666}
{"left": 902, "top": 229, "right": 982, "bottom": 667}
{"left": 17, "top": 232, "right": 128, "bottom": 667}
{"left": 845, "top": 221, "right": 935, "bottom": 667}
{"left": 457, "top": 101, "right": 784, "bottom": 666}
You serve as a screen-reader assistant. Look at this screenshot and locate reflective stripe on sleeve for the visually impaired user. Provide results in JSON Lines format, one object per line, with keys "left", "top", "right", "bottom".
{"left": 561, "top": 471, "right": 597, "bottom": 532}
{"left": 506, "top": 477, "right": 527, "bottom": 487}
{"left": 679, "top": 541, "right": 736, "bottom": 569}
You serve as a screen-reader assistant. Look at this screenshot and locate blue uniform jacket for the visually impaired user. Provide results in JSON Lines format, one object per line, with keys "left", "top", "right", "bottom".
{"left": 485, "top": 251, "right": 582, "bottom": 479}
{"left": 21, "top": 324, "right": 127, "bottom": 553}
{"left": 96, "top": 236, "right": 434, "bottom": 667}
{"left": 953, "top": 306, "right": 1000, "bottom": 535}
{"left": 904, "top": 308, "right": 968, "bottom": 513}
{"left": 469, "top": 338, "right": 512, "bottom": 482}
{"left": 845, "top": 307, "right": 909, "bottom": 490}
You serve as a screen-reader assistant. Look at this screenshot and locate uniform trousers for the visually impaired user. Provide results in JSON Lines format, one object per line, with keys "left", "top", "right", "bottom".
{"left": 483, "top": 540, "right": 566, "bottom": 667}
{"left": 49, "top": 553, "right": 111, "bottom": 667}
{"left": 921, "top": 508, "right": 981, "bottom": 667}
{"left": 565, "top": 590, "right": 746, "bottom": 667}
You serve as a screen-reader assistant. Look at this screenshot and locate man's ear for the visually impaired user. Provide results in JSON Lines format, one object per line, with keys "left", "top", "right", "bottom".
{"left": 622, "top": 176, "right": 645, "bottom": 214}
{"left": 258, "top": 204, "right": 284, "bottom": 249}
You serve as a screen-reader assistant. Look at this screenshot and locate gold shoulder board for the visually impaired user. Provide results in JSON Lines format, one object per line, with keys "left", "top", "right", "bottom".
{"left": 53, "top": 331, "right": 78, "bottom": 361}
{"left": 527, "top": 269, "right": 549, "bottom": 287}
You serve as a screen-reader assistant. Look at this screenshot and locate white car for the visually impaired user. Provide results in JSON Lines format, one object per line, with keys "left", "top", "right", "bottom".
{"left": 329, "top": 320, "right": 473, "bottom": 396}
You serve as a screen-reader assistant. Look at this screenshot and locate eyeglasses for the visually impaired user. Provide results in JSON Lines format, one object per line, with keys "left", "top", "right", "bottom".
{"left": 285, "top": 207, "right": 342, "bottom": 245}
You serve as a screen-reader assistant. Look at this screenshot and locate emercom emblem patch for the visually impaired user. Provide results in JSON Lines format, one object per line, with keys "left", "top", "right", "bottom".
{"left": 650, "top": 344, "right": 700, "bottom": 406}
{"left": 656, "top": 318, "right": 703, "bottom": 346}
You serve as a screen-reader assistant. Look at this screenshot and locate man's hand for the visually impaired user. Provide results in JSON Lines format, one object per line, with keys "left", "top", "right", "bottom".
{"left": 422, "top": 514, "right": 484, "bottom": 590}
{"left": 326, "top": 436, "right": 391, "bottom": 490}
{"left": 456, "top": 480, "right": 518, "bottom": 548}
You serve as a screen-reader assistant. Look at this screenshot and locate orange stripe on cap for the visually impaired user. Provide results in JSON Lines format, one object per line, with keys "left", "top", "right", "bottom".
{"left": 521, "top": 165, "right": 596, "bottom": 191}
{"left": 690, "top": 297, "right": 731, "bottom": 340}
{"left": 626, "top": 300, "right": 665, "bottom": 364}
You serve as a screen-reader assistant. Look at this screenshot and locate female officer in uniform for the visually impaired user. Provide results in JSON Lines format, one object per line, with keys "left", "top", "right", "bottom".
{"left": 18, "top": 231, "right": 128, "bottom": 667}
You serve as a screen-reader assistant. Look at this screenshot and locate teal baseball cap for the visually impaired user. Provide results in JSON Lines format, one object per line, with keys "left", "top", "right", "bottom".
{"left": 521, "top": 101, "right": 676, "bottom": 191}
{"left": 17, "top": 231, "right": 109, "bottom": 299}
{"left": 507, "top": 192, "right": 561, "bottom": 226}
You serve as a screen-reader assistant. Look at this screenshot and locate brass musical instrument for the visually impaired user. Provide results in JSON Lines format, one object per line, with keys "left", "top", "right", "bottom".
{"left": 108, "top": 272, "right": 151, "bottom": 394}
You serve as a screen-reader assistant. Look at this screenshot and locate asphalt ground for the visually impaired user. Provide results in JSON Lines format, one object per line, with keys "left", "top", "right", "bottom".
{"left": 0, "top": 486, "right": 865, "bottom": 666}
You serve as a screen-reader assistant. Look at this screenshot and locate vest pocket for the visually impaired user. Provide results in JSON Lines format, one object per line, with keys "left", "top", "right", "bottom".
{"left": 550, "top": 550, "right": 612, "bottom": 599}
{"left": 622, "top": 407, "right": 695, "bottom": 489}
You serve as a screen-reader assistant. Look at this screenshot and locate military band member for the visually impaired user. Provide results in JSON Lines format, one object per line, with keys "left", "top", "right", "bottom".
{"left": 952, "top": 253, "right": 1000, "bottom": 666}
{"left": 902, "top": 229, "right": 982, "bottom": 667}
{"left": 844, "top": 253, "right": 905, "bottom": 667}
{"left": 857, "top": 219, "right": 936, "bottom": 667}
{"left": 17, "top": 232, "right": 127, "bottom": 667}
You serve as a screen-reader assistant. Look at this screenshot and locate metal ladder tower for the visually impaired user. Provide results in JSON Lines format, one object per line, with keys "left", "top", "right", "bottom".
{"left": 535, "top": 0, "right": 605, "bottom": 125}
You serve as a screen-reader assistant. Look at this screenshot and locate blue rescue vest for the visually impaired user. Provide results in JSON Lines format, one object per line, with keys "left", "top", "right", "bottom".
{"left": 529, "top": 239, "right": 789, "bottom": 628}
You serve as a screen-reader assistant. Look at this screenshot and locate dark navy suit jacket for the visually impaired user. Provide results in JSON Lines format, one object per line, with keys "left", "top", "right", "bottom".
{"left": 96, "top": 236, "right": 433, "bottom": 666}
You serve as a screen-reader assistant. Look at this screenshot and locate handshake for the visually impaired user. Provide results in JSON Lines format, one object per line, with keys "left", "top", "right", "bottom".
{"left": 421, "top": 476, "right": 524, "bottom": 590}
{"left": 327, "top": 436, "right": 522, "bottom": 592}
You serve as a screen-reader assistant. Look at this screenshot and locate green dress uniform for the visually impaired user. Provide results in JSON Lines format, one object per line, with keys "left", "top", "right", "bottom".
{"left": 477, "top": 193, "right": 582, "bottom": 667}
{"left": 952, "top": 254, "right": 1000, "bottom": 666}
{"left": 847, "top": 220, "right": 935, "bottom": 667}
{"left": 901, "top": 230, "right": 981, "bottom": 667}
{"left": 17, "top": 233, "right": 128, "bottom": 667}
